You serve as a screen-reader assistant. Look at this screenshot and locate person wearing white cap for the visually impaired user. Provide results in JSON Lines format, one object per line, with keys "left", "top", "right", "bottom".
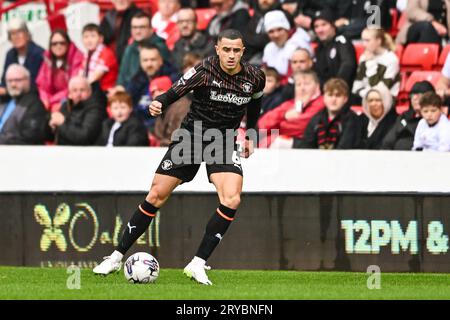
{"left": 0, "top": 18, "right": 44, "bottom": 96}
{"left": 262, "top": 10, "right": 311, "bottom": 77}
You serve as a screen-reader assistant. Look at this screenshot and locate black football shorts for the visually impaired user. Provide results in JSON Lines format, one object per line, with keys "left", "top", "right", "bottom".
{"left": 155, "top": 138, "right": 243, "bottom": 183}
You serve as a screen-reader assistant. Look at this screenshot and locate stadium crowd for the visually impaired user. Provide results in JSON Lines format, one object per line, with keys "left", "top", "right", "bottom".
{"left": 2, "top": 0, "right": 450, "bottom": 151}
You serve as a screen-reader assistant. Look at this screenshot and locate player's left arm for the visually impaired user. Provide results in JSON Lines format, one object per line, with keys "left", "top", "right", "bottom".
{"left": 242, "top": 70, "right": 265, "bottom": 158}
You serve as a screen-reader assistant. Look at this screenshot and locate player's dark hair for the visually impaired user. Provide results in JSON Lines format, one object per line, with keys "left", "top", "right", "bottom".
{"left": 420, "top": 91, "right": 442, "bottom": 108}
{"left": 82, "top": 23, "right": 102, "bottom": 35}
{"left": 217, "top": 29, "right": 244, "bottom": 43}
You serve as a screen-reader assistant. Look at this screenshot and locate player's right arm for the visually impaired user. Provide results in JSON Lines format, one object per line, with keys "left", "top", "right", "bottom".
{"left": 149, "top": 61, "right": 206, "bottom": 116}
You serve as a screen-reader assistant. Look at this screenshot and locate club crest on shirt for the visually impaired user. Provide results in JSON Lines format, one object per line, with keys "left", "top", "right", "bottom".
{"left": 183, "top": 67, "right": 196, "bottom": 80}
{"left": 161, "top": 160, "right": 173, "bottom": 170}
{"left": 242, "top": 82, "right": 252, "bottom": 93}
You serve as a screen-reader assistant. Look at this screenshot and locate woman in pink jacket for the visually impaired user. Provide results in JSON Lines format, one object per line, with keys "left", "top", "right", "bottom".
{"left": 36, "top": 29, "right": 83, "bottom": 112}
{"left": 258, "top": 70, "right": 325, "bottom": 148}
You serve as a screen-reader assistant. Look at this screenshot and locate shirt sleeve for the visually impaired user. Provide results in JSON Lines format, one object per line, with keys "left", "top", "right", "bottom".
{"left": 155, "top": 61, "right": 206, "bottom": 110}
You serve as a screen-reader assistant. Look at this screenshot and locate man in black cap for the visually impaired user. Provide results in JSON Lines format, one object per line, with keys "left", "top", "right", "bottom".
{"left": 312, "top": 9, "right": 357, "bottom": 89}
{"left": 382, "top": 81, "right": 435, "bottom": 150}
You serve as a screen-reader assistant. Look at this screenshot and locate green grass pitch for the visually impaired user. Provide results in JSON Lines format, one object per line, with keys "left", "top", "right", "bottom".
{"left": 0, "top": 266, "right": 449, "bottom": 300}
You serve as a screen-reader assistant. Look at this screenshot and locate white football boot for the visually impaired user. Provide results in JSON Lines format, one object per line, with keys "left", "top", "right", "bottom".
{"left": 93, "top": 251, "right": 123, "bottom": 275}
{"left": 183, "top": 256, "right": 212, "bottom": 285}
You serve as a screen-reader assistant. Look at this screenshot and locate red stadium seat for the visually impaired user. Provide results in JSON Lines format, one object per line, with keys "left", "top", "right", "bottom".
{"left": 395, "top": 105, "right": 409, "bottom": 114}
{"left": 350, "top": 105, "right": 363, "bottom": 115}
{"left": 401, "top": 43, "right": 439, "bottom": 71}
{"left": 404, "top": 71, "right": 441, "bottom": 92}
{"left": 388, "top": 8, "right": 399, "bottom": 37}
{"left": 195, "top": 8, "right": 216, "bottom": 30}
{"left": 354, "top": 42, "right": 365, "bottom": 64}
{"left": 395, "top": 44, "right": 403, "bottom": 61}
{"left": 436, "top": 44, "right": 450, "bottom": 70}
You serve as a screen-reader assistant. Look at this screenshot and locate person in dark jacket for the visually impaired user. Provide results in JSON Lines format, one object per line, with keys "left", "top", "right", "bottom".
{"left": 96, "top": 92, "right": 148, "bottom": 146}
{"left": 125, "top": 43, "right": 179, "bottom": 130}
{"left": 296, "top": 78, "right": 360, "bottom": 149}
{"left": 312, "top": 9, "right": 357, "bottom": 89}
{"left": 0, "top": 64, "right": 48, "bottom": 145}
{"left": 0, "top": 18, "right": 44, "bottom": 95}
{"left": 359, "top": 83, "right": 397, "bottom": 149}
{"left": 48, "top": 76, "right": 105, "bottom": 145}
{"left": 99, "top": 0, "right": 142, "bottom": 63}
{"left": 382, "top": 81, "right": 435, "bottom": 150}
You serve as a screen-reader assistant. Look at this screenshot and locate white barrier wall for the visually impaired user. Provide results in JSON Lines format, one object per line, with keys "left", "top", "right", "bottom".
{"left": 1, "top": 146, "right": 450, "bottom": 193}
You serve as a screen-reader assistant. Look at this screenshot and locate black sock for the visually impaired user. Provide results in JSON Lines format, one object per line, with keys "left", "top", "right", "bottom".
{"left": 116, "top": 200, "right": 159, "bottom": 255}
{"left": 196, "top": 204, "right": 236, "bottom": 261}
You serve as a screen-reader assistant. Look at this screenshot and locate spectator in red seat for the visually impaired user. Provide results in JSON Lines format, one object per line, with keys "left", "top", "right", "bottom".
{"left": 115, "top": 12, "right": 171, "bottom": 90}
{"left": 258, "top": 70, "right": 324, "bottom": 148}
{"left": 260, "top": 67, "right": 285, "bottom": 116}
{"left": 296, "top": 78, "right": 361, "bottom": 149}
{"left": 48, "top": 76, "right": 105, "bottom": 145}
{"left": 396, "top": 0, "right": 450, "bottom": 45}
{"left": 242, "top": 0, "right": 281, "bottom": 65}
{"left": 172, "top": 8, "right": 209, "bottom": 72}
{"left": 312, "top": 9, "right": 357, "bottom": 89}
{"left": 281, "top": 48, "right": 314, "bottom": 102}
{"left": 36, "top": 29, "right": 83, "bottom": 112}
{"left": 151, "top": 0, "right": 181, "bottom": 50}
{"left": 436, "top": 49, "right": 450, "bottom": 102}
{"left": 413, "top": 91, "right": 450, "bottom": 151}
{"left": 99, "top": 0, "right": 142, "bottom": 62}
{"left": 262, "top": 10, "right": 311, "bottom": 77}
{"left": 152, "top": 76, "right": 191, "bottom": 146}
{"left": 96, "top": 91, "right": 148, "bottom": 146}
{"left": 382, "top": 80, "right": 435, "bottom": 150}
{"left": 80, "top": 24, "right": 118, "bottom": 92}
{"left": 0, "top": 64, "right": 48, "bottom": 145}
{"left": 0, "top": 18, "right": 44, "bottom": 96}
{"left": 352, "top": 27, "right": 400, "bottom": 105}
{"left": 359, "top": 83, "right": 397, "bottom": 149}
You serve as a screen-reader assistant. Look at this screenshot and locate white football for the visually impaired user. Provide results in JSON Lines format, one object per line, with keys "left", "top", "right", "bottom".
{"left": 124, "top": 252, "right": 159, "bottom": 284}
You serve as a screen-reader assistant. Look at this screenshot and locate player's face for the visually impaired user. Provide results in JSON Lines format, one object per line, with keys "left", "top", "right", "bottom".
{"left": 110, "top": 101, "right": 133, "bottom": 123}
{"left": 421, "top": 105, "right": 442, "bottom": 126}
{"left": 215, "top": 37, "right": 245, "bottom": 74}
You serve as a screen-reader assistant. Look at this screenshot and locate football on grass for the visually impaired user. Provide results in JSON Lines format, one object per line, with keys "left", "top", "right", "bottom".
{"left": 124, "top": 252, "right": 159, "bottom": 283}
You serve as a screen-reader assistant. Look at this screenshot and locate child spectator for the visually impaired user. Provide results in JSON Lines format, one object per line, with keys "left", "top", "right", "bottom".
{"left": 260, "top": 67, "right": 284, "bottom": 116}
{"left": 382, "top": 81, "right": 435, "bottom": 150}
{"left": 297, "top": 78, "right": 360, "bottom": 149}
{"left": 81, "top": 23, "right": 118, "bottom": 92}
{"left": 258, "top": 70, "right": 324, "bottom": 148}
{"left": 413, "top": 92, "right": 450, "bottom": 151}
{"left": 96, "top": 92, "right": 148, "bottom": 146}
{"left": 359, "top": 84, "right": 397, "bottom": 149}
{"left": 352, "top": 27, "right": 400, "bottom": 105}
{"left": 36, "top": 29, "right": 83, "bottom": 112}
